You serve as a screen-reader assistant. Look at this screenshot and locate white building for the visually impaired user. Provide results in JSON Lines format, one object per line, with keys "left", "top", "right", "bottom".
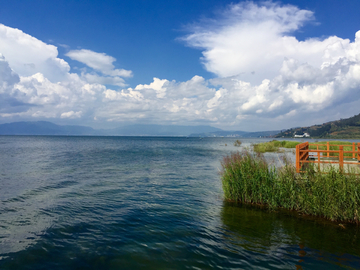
{"left": 294, "top": 132, "right": 310, "bottom": 138}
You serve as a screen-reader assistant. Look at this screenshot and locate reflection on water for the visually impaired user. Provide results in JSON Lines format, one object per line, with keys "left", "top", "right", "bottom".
{"left": 221, "top": 201, "right": 360, "bottom": 269}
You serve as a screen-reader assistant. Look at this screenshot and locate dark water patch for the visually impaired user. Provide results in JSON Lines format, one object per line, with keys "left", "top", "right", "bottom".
{"left": 221, "top": 201, "right": 360, "bottom": 269}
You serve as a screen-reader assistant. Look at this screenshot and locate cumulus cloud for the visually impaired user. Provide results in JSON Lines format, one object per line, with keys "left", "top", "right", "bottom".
{"left": 0, "top": 53, "right": 20, "bottom": 91}
{"left": 0, "top": 24, "right": 70, "bottom": 82}
{"left": 1, "top": 1, "right": 360, "bottom": 131}
{"left": 182, "top": 1, "right": 349, "bottom": 85}
{"left": 80, "top": 72, "right": 126, "bottom": 87}
{"left": 0, "top": 24, "right": 130, "bottom": 122}
{"left": 135, "top": 78, "right": 168, "bottom": 98}
{"left": 3, "top": 71, "right": 105, "bottom": 120}
{"left": 120, "top": 24, "right": 360, "bottom": 129}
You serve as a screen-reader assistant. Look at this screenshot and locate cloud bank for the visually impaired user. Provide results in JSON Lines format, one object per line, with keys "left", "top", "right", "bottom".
{"left": 0, "top": 1, "right": 360, "bottom": 130}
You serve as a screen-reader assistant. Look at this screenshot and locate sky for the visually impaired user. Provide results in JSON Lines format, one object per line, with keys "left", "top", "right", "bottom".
{"left": 0, "top": 0, "right": 360, "bottom": 131}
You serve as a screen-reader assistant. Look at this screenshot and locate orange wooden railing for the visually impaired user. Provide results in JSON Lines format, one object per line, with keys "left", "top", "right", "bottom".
{"left": 296, "top": 142, "right": 360, "bottom": 173}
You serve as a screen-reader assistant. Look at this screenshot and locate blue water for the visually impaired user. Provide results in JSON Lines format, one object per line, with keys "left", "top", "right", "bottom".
{"left": 0, "top": 136, "right": 360, "bottom": 269}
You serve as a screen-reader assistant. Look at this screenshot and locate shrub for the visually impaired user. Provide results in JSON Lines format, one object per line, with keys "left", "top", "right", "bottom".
{"left": 253, "top": 141, "right": 279, "bottom": 153}
{"left": 234, "top": 140, "right": 242, "bottom": 147}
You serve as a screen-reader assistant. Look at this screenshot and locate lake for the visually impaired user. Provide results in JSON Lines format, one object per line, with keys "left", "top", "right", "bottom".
{"left": 1, "top": 136, "right": 360, "bottom": 269}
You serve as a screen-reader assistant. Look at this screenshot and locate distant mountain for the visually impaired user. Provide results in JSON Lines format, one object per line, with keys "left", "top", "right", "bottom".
{"left": 0, "top": 121, "right": 284, "bottom": 137}
{"left": 275, "top": 113, "right": 360, "bottom": 138}
{"left": 108, "top": 124, "right": 222, "bottom": 136}
{"left": 189, "top": 130, "right": 248, "bottom": 137}
{"left": 244, "top": 130, "right": 283, "bottom": 138}
{"left": 0, "top": 121, "right": 97, "bottom": 135}
{"left": 189, "top": 130, "right": 281, "bottom": 138}
{"left": 0, "top": 121, "right": 222, "bottom": 136}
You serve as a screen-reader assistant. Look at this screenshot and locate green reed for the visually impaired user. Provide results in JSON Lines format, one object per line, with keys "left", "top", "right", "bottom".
{"left": 221, "top": 151, "right": 360, "bottom": 223}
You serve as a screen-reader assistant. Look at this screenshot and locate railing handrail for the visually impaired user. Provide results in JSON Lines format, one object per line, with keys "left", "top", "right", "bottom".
{"left": 296, "top": 141, "right": 360, "bottom": 173}
{"left": 309, "top": 143, "right": 357, "bottom": 147}
{"left": 300, "top": 149, "right": 360, "bottom": 154}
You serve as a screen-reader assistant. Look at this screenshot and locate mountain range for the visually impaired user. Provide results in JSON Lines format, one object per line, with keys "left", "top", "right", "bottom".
{"left": 2, "top": 112, "right": 360, "bottom": 138}
{"left": 0, "top": 121, "right": 280, "bottom": 137}
{"left": 275, "top": 113, "right": 360, "bottom": 138}
{"left": 189, "top": 130, "right": 281, "bottom": 138}
{"left": 0, "top": 121, "right": 220, "bottom": 136}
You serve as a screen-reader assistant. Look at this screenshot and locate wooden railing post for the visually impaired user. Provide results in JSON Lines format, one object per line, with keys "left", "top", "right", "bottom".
{"left": 339, "top": 146, "right": 344, "bottom": 172}
{"left": 358, "top": 144, "right": 360, "bottom": 162}
{"left": 296, "top": 142, "right": 309, "bottom": 173}
{"left": 327, "top": 142, "right": 330, "bottom": 158}
{"left": 317, "top": 147, "right": 321, "bottom": 171}
{"left": 296, "top": 144, "right": 302, "bottom": 173}
{"left": 296, "top": 144, "right": 299, "bottom": 172}
{"left": 305, "top": 143, "right": 309, "bottom": 160}
{"left": 353, "top": 142, "right": 356, "bottom": 159}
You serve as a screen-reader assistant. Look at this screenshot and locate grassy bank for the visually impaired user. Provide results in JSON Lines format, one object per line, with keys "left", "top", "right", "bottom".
{"left": 221, "top": 151, "right": 360, "bottom": 223}
{"left": 253, "top": 140, "right": 300, "bottom": 153}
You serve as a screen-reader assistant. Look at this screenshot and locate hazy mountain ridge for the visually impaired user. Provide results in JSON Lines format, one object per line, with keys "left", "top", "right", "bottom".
{"left": 108, "top": 124, "right": 222, "bottom": 136}
{"left": 275, "top": 113, "right": 360, "bottom": 138}
{"left": 0, "top": 121, "right": 97, "bottom": 135}
{"left": 0, "top": 121, "right": 281, "bottom": 137}
{"left": 0, "top": 121, "right": 222, "bottom": 136}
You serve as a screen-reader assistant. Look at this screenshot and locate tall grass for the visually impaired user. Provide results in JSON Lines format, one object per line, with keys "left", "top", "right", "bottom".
{"left": 221, "top": 151, "right": 360, "bottom": 223}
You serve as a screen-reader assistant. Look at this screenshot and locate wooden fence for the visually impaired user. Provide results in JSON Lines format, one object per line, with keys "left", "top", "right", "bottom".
{"left": 295, "top": 142, "right": 360, "bottom": 173}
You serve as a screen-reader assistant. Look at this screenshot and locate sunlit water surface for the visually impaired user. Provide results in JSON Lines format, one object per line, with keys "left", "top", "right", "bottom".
{"left": 0, "top": 136, "right": 360, "bottom": 269}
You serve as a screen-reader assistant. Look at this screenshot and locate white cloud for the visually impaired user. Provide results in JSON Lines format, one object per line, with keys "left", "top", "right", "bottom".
{"left": 1, "top": 1, "right": 360, "bottom": 131}
{"left": 0, "top": 53, "right": 20, "bottom": 92}
{"left": 135, "top": 78, "right": 168, "bottom": 98}
{"left": 66, "top": 49, "right": 132, "bottom": 77}
{"left": 0, "top": 24, "right": 70, "bottom": 82}
{"left": 61, "top": 111, "right": 82, "bottom": 118}
{"left": 181, "top": 2, "right": 352, "bottom": 85}
{"left": 6, "top": 72, "right": 105, "bottom": 119}
{"left": 80, "top": 72, "right": 126, "bottom": 87}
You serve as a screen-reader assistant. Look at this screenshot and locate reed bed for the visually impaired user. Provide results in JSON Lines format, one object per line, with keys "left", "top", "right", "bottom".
{"left": 221, "top": 151, "right": 360, "bottom": 223}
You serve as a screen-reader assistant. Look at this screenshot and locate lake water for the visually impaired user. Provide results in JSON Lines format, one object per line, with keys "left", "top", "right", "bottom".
{"left": 0, "top": 136, "right": 360, "bottom": 269}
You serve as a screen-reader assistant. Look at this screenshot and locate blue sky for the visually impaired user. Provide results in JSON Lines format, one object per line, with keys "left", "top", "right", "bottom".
{"left": 0, "top": 0, "right": 360, "bottom": 131}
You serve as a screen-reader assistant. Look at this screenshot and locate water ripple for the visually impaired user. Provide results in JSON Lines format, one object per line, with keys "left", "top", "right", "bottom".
{"left": 1, "top": 136, "right": 360, "bottom": 269}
